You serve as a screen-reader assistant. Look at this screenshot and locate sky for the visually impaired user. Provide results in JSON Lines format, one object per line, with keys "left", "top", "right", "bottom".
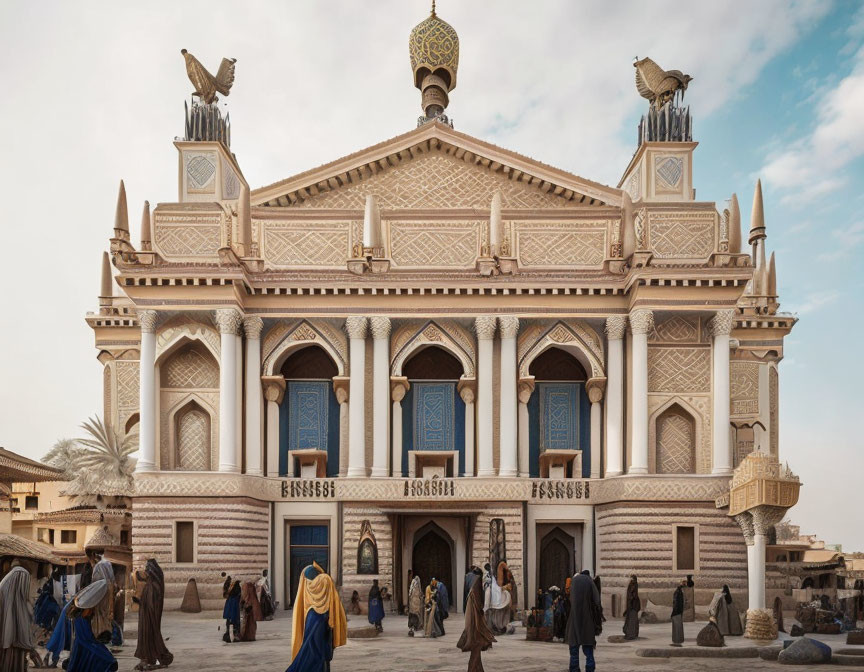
{"left": 1, "top": 1, "right": 862, "bottom": 549}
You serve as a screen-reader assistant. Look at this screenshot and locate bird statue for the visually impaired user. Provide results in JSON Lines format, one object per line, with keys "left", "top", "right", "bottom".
{"left": 633, "top": 57, "right": 692, "bottom": 109}
{"left": 181, "top": 49, "right": 237, "bottom": 105}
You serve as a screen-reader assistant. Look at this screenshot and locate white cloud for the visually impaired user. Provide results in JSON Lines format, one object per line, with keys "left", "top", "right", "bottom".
{"left": 788, "top": 290, "right": 841, "bottom": 314}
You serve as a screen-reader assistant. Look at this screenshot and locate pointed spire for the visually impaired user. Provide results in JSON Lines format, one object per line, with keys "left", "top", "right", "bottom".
{"left": 489, "top": 190, "right": 503, "bottom": 255}
{"left": 748, "top": 179, "right": 766, "bottom": 246}
{"left": 114, "top": 180, "right": 129, "bottom": 239}
{"left": 768, "top": 251, "right": 777, "bottom": 296}
{"left": 100, "top": 251, "right": 113, "bottom": 299}
{"left": 237, "top": 182, "right": 252, "bottom": 254}
{"left": 621, "top": 191, "right": 636, "bottom": 259}
{"left": 362, "top": 194, "right": 382, "bottom": 251}
{"left": 140, "top": 201, "right": 151, "bottom": 251}
{"left": 728, "top": 193, "right": 741, "bottom": 254}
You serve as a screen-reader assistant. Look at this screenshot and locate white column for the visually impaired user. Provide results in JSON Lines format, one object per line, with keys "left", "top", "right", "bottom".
{"left": 750, "top": 533, "right": 767, "bottom": 610}
{"left": 370, "top": 317, "right": 391, "bottom": 478}
{"left": 244, "top": 317, "right": 264, "bottom": 476}
{"left": 215, "top": 309, "right": 242, "bottom": 473}
{"left": 391, "top": 378, "right": 408, "bottom": 477}
{"left": 263, "top": 377, "right": 285, "bottom": 477}
{"left": 498, "top": 316, "right": 519, "bottom": 478}
{"left": 345, "top": 316, "right": 368, "bottom": 478}
{"left": 459, "top": 380, "right": 476, "bottom": 477}
{"left": 581, "top": 515, "right": 595, "bottom": 575}
{"left": 604, "top": 316, "right": 626, "bottom": 477}
{"left": 711, "top": 310, "right": 735, "bottom": 475}
{"left": 629, "top": 310, "right": 653, "bottom": 474}
{"left": 517, "top": 380, "right": 534, "bottom": 478}
{"left": 235, "top": 334, "right": 243, "bottom": 470}
{"left": 135, "top": 310, "right": 158, "bottom": 472}
{"left": 586, "top": 380, "right": 605, "bottom": 480}
{"left": 334, "top": 379, "right": 349, "bottom": 478}
{"left": 475, "top": 316, "right": 497, "bottom": 477}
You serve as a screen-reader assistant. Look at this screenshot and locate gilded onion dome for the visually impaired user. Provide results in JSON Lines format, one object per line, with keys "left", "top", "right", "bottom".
{"left": 409, "top": 2, "right": 459, "bottom": 121}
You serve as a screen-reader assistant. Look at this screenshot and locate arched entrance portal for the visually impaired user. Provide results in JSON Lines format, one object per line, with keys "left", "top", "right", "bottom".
{"left": 412, "top": 523, "right": 454, "bottom": 608}
{"left": 539, "top": 527, "right": 575, "bottom": 591}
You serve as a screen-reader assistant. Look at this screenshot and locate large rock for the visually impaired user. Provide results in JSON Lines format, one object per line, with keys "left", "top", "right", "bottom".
{"left": 697, "top": 623, "right": 725, "bottom": 647}
{"left": 639, "top": 611, "right": 659, "bottom": 624}
{"left": 777, "top": 637, "right": 832, "bottom": 665}
{"left": 790, "top": 625, "right": 805, "bottom": 637}
{"left": 180, "top": 578, "right": 202, "bottom": 613}
{"left": 847, "top": 630, "right": 864, "bottom": 645}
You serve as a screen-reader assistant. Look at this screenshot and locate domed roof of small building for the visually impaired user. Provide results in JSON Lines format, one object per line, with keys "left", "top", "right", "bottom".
{"left": 409, "top": 3, "right": 459, "bottom": 91}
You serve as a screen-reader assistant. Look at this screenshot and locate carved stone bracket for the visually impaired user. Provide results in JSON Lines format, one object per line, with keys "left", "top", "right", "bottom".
{"left": 333, "top": 376, "right": 350, "bottom": 404}
{"left": 390, "top": 376, "right": 410, "bottom": 403}
{"left": 457, "top": 377, "right": 477, "bottom": 404}
{"left": 262, "top": 375, "right": 286, "bottom": 404}
{"left": 586, "top": 377, "right": 607, "bottom": 403}
{"left": 517, "top": 376, "right": 536, "bottom": 404}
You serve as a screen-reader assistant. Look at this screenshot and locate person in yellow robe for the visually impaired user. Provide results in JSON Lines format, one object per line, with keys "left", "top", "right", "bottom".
{"left": 286, "top": 562, "right": 346, "bottom": 672}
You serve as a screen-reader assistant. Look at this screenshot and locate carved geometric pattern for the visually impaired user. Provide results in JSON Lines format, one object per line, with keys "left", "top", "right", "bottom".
{"left": 103, "top": 365, "right": 112, "bottom": 426}
{"left": 186, "top": 153, "right": 216, "bottom": 192}
{"left": 288, "top": 382, "right": 329, "bottom": 452}
{"left": 650, "top": 315, "right": 699, "bottom": 343}
{"left": 539, "top": 383, "right": 579, "bottom": 451}
{"left": 116, "top": 360, "right": 139, "bottom": 429}
{"left": 655, "top": 156, "right": 683, "bottom": 189}
{"left": 518, "top": 320, "right": 604, "bottom": 379}
{"left": 222, "top": 159, "right": 240, "bottom": 199}
{"left": 769, "top": 367, "right": 778, "bottom": 456}
{"left": 155, "top": 318, "right": 221, "bottom": 364}
{"left": 162, "top": 345, "right": 219, "bottom": 389}
{"left": 263, "top": 223, "right": 350, "bottom": 266}
{"left": 517, "top": 228, "right": 606, "bottom": 266}
{"left": 648, "top": 212, "right": 715, "bottom": 259}
{"left": 730, "top": 362, "right": 759, "bottom": 416}
{"left": 627, "top": 166, "right": 641, "bottom": 201}
{"left": 413, "top": 383, "right": 455, "bottom": 452}
{"left": 262, "top": 320, "right": 348, "bottom": 376}
{"left": 293, "top": 153, "right": 571, "bottom": 210}
{"left": 648, "top": 347, "right": 710, "bottom": 393}
{"left": 656, "top": 408, "right": 695, "bottom": 474}
{"left": 649, "top": 395, "right": 711, "bottom": 475}
{"left": 160, "top": 391, "right": 218, "bottom": 471}
{"left": 154, "top": 215, "right": 221, "bottom": 258}
{"left": 177, "top": 407, "right": 210, "bottom": 471}
{"left": 390, "top": 222, "right": 479, "bottom": 267}
{"left": 391, "top": 319, "right": 476, "bottom": 377}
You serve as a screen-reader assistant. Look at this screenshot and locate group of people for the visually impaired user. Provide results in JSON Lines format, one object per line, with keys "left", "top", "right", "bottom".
{"left": 406, "top": 572, "right": 449, "bottom": 638}
{"left": 0, "top": 552, "right": 171, "bottom": 672}
{"left": 221, "top": 568, "right": 276, "bottom": 643}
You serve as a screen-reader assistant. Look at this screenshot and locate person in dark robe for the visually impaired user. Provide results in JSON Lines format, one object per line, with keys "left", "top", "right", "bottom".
{"left": 708, "top": 584, "right": 743, "bottom": 636}
{"left": 457, "top": 570, "right": 496, "bottom": 672}
{"left": 257, "top": 569, "right": 275, "bottom": 621}
{"left": 671, "top": 580, "right": 685, "bottom": 646}
{"left": 35, "top": 569, "right": 62, "bottom": 632}
{"left": 79, "top": 552, "right": 98, "bottom": 590}
{"left": 238, "top": 581, "right": 262, "bottom": 642}
{"left": 553, "top": 588, "right": 570, "bottom": 641}
{"left": 623, "top": 575, "right": 640, "bottom": 640}
{"left": 464, "top": 567, "right": 479, "bottom": 612}
{"left": 286, "top": 562, "right": 346, "bottom": 672}
{"left": 436, "top": 580, "right": 450, "bottom": 620}
{"left": 90, "top": 559, "right": 115, "bottom": 643}
{"left": 0, "top": 566, "right": 36, "bottom": 672}
{"left": 133, "top": 558, "right": 173, "bottom": 670}
{"left": 368, "top": 580, "right": 385, "bottom": 632}
{"left": 222, "top": 574, "right": 241, "bottom": 643}
{"left": 66, "top": 579, "right": 118, "bottom": 672}
{"left": 349, "top": 591, "right": 362, "bottom": 615}
{"left": 565, "top": 571, "right": 601, "bottom": 672}
{"left": 45, "top": 598, "right": 74, "bottom": 667}
{"left": 424, "top": 579, "right": 445, "bottom": 638}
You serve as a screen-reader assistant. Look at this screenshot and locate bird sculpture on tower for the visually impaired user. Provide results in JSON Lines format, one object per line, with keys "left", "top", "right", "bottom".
{"left": 633, "top": 57, "right": 692, "bottom": 109}
{"left": 180, "top": 49, "right": 237, "bottom": 104}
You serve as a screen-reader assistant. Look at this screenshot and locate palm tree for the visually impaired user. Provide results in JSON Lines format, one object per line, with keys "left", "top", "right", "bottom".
{"left": 41, "top": 438, "right": 84, "bottom": 477}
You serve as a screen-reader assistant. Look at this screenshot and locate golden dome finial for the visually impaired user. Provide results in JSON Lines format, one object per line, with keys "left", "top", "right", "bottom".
{"left": 409, "top": 2, "right": 459, "bottom": 123}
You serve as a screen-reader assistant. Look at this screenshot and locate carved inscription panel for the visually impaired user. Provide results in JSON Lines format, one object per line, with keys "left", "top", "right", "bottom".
{"left": 516, "top": 222, "right": 608, "bottom": 267}
{"left": 647, "top": 212, "right": 716, "bottom": 259}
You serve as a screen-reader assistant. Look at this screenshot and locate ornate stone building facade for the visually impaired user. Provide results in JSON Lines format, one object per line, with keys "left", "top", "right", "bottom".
{"left": 87, "top": 10, "right": 797, "bottom": 614}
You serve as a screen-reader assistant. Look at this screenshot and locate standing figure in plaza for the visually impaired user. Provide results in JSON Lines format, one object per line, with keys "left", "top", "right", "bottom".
{"left": 349, "top": 591, "right": 362, "bottom": 615}
{"left": 437, "top": 580, "right": 450, "bottom": 621}
{"left": 45, "top": 594, "right": 75, "bottom": 667}
{"left": 457, "top": 568, "right": 496, "bottom": 672}
{"left": 133, "top": 558, "right": 173, "bottom": 671}
{"left": 90, "top": 559, "right": 115, "bottom": 643}
{"left": 708, "top": 584, "right": 743, "bottom": 636}
{"left": 80, "top": 551, "right": 98, "bottom": 590}
{"left": 424, "top": 579, "right": 445, "bottom": 638}
{"left": 35, "top": 568, "right": 62, "bottom": 631}
{"left": 368, "top": 580, "right": 385, "bottom": 633}
{"left": 565, "top": 571, "right": 602, "bottom": 672}
{"left": 286, "top": 562, "right": 346, "bottom": 672}
{"left": 0, "top": 566, "right": 35, "bottom": 672}
{"left": 464, "top": 566, "right": 480, "bottom": 612}
{"left": 257, "top": 569, "right": 275, "bottom": 621}
{"left": 407, "top": 574, "right": 425, "bottom": 637}
{"left": 554, "top": 584, "right": 571, "bottom": 642}
{"left": 66, "top": 579, "right": 118, "bottom": 672}
{"left": 773, "top": 596, "right": 785, "bottom": 633}
{"left": 622, "top": 575, "right": 640, "bottom": 640}
{"left": 497, "top": 562, "right": 517, "bottom": 620}
{"left": 671, "top": 580, "right": 685, "bottom": 646}
{"left": 482, "top": 563, "right": 512, "bottom": 635}
{"left": 239, "top": 581, "right": 262, "bottom": 642}
{"left": 222, "top": 573, "right": 241, "bottom": 643}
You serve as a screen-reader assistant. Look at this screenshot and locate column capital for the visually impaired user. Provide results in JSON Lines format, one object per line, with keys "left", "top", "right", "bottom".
{"left": 261, "top": 375, "right": 286, "bottom": 404}
{"left": 345, "top": 316, "right": 368, "bottom": 339}
{"left": 604, "top": 315, "right": 627, "bottom": 340}
{"left": 474, "top": 315, "right": 497, "bottom": 340}
{"left": 517, "top": 376, "right": 535, "bottom": 404}
{"left": 457, "top": 377, "right": 476, "bottom": 404}
{"left": 586, "top": 377, "right": 607, "bottom": 403}
{"left": 243, "top": 316, "right": 264, "bottom": 339}
{"left": 391, "top": 376, "right": 410, "bottom": 402}
{"left": 369, "top": 316, "right": 392, "bottom": 340}
{"left": 709, "top": 309, "right": 736, "bottom": 337}
{"left": 333, "top": 376, "right": 350, "bottom": 404}
{"left": 138, "top": 309, "right": 158, "bottom": 334}
{"left": 498, "top": 316, "right": 520, "bottom": 339}
{"left": 733, "top": 511, "right": 755, "bottom": 545}
{"left": 628, "top": 309, "right": 654, "bottom": 335}
{"left": 214, "top": 308, "right": 243, "bottom": 335}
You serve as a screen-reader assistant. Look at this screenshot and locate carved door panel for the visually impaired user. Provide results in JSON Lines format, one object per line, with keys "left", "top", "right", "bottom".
{"left": 412, "top": 529, "right": 453, "bottom": 607}
{"left": 539, "top": 528, "right": 574, "bottom": 592}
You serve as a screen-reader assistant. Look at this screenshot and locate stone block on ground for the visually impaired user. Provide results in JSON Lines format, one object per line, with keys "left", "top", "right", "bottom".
{"left": 639, "top": 611, "right": 659, "bottom": 624}
{"left": 696, "top": 623, "right": 725, "bottom": 647}
{"left": 180, "top": 578, "right": 202, "bottom": 613}
{"left": 777, "top": 637, "right": 832, "bottom": 665}
{"left": 847, "top": 630, "right": 864, "bottom": 645}
{"left": 815, "top": 622, "right": 841, "bottom": 635}
{"left": 347, "top": 625, "right": 379, "bottom": 639}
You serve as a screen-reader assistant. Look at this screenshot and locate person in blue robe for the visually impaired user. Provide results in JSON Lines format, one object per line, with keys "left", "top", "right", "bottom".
{"left": 286, "top": 562, "right": 346, "bottom": 672}
{"left": 44, "top": 599, "right": 73, "bottom": 667}
{"left": 57, "top": 579, "right": 117, "bottom": 672}
{"left": 221, "top": 574, "right": 241, "bottom": 643}
{"left": 34, "top": 571, "right": 61, "bottom": 631}
{"left": 436, "top": 581, "right": 449, "bottom": 620}
{"left": 367, "top": 580, "right": 385, "bottom": 632}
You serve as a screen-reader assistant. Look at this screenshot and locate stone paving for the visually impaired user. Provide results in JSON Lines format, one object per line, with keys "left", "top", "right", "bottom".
{"left": 85, "top": 611, "right": 861, "bottom": 672}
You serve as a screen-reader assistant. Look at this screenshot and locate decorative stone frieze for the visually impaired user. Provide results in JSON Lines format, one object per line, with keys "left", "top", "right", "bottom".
{"left": 213, "top": 309, "right": 242, "bottom": 335}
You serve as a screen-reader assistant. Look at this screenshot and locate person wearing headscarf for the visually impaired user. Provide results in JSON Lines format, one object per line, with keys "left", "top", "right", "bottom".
{"left": 222, "top": 573, "right": 241, "bottom": 643}
{"left": 257, "top": 569, "right": 275, "bottom": 621}
{"left": 565, "top": 571, "right": 601, "bottom": 672}
{"left": 66, "top": 579, "right": 118, "bottom": 672}
{"left": 424, "top": 579, "right": 445, "bottom": 638}
{"left": 368, "top": 580, "right": 385, "bottom": 633}
{"left": 457, "top": 568, "right": 496, "bottom": 672}
{"left": 238, "top": 581, "right": 262, "bottom": 642}
{"left": 35, "top": 568, "right": 61, "bottom": 631}
{"left": 708, "top": 584, "right": 743, "bottom": 636}
{"left": 623, "top": 575, "right": 640, "bottom": 640}
{"left": 0, "top": 566, "right": 36, "bottom": 672}
{"left": 482, "top": 563, "right": 512, "bottom": 635}
{"left": 133, "top": 558, "right": 173, "bottom": 670}
{"left": 497, "top": 562, "right": 517, "bottom": 620}
{"left": 286, "top": 562, "right": 346, "bottom": 672}
{"left": 671, "top": 579, "right": 685, "bottom": 646}
{"left": 773, "top": 595, "right": 785, "bottom": 633}
{"left": 89, "top": 559, "right": 115, "bottom": 643}
{"left": 407, "top": 574, "right": 425, "bottom": 637}
{"left": 436, "top": 580, "right": 450, "bottom": 621}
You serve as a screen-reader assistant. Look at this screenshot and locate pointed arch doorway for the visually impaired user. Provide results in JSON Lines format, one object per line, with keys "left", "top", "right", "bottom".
{"left": 411, "top": 522, "right": 454, "bottom": 608}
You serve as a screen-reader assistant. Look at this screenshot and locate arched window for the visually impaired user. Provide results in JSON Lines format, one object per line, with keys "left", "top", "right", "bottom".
{"left": 175, "top": 401, "right": 211, "bottom": 471}
{"left": 357, "top": 520, "right": 378, "bottom": 575}
{"left": 656, "top": 405, "right": 696, "bottom": 474}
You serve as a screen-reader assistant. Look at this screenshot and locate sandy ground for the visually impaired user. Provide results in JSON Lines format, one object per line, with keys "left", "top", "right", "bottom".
{"left": 55, "top": 610, "right": 860, "bottom": 672}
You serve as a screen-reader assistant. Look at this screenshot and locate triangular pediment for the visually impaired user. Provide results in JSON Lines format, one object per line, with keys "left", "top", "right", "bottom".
{"left": 252, "top": 121, "right": 620, "bottom": 209}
